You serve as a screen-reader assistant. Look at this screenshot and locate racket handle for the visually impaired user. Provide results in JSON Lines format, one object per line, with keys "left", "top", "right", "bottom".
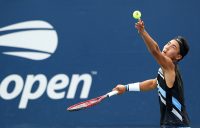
{"left": 107, "top": 90, "right": 118, "bottom": 97}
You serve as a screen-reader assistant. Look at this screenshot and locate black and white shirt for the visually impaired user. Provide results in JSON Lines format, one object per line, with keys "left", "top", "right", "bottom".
{"left": 157, "top": 67, "right": 190, "bottom": 127}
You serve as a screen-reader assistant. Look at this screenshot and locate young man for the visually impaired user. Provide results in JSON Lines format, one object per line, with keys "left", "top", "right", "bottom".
{"left": 113, "top": 20, "right": 190, "bottom": 127}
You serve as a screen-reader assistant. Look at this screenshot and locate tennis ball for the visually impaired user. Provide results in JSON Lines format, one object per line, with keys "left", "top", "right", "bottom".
{"left": 133, "top": 10, "right": 141, "bottom": 20}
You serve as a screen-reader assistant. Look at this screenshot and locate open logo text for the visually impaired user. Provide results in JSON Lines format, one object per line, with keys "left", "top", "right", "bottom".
{"left": 0, "top": 73, "right": 92, "bottom": 109}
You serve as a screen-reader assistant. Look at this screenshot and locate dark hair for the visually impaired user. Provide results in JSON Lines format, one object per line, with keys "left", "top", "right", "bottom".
{"left": 174, "top": 36, "right": 190, "bottom": 59}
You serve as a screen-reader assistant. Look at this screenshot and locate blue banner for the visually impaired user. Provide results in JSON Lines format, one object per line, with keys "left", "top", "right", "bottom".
{"left": 0, "top": 0, "right": 199, "bottom": 128}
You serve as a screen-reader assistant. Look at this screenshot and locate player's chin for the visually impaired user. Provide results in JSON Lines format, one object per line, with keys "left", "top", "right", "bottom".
{"left": 161, "top": 52, "right": 166, "bottom": 55}
{"left": 162, "top": 52, "right": 170, "bottom": 58}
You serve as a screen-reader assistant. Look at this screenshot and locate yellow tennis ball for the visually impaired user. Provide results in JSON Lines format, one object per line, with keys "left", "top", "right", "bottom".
{"left": 133, "top": 10, "right": 141, "bottom": 19}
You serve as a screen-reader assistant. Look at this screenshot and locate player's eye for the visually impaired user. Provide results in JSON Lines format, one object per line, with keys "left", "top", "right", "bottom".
{"left": 172, "top": 45, "right": 176, "bottom": 49}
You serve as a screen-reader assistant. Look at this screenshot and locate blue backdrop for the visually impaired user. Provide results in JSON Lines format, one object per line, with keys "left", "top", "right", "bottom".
{"left": 0, "top": 0, "right": 199, "bottom": 128}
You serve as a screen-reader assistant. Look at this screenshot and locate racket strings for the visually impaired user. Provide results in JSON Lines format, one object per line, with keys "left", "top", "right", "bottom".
{"left": 67, "top": 95, "right": 106, "bottom": 111}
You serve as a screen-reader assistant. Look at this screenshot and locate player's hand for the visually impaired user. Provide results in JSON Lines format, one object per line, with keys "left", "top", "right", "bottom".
{"left": 135, "top": 19, "right": 145, "bottom": 33}
{"left": 112, "top": 84, "right": 126, "bottom": 95}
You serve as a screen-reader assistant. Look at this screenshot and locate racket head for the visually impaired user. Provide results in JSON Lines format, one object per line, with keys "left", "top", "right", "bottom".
{"left": 67, "top": 95, "right": 107, "bottom": 112}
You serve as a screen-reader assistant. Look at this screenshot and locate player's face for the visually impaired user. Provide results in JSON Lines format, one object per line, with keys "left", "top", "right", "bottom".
{"left": 162, "top": 40, "right": 182, "bottom": 62}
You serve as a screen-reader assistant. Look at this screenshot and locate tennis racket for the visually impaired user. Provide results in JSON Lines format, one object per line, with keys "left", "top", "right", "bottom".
{"left": 67, "top": 90, "right": 118, "bottom": 112}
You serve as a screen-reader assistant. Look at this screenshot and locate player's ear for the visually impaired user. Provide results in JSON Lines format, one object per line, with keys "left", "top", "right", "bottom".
{"left": 176, "top": 54, "right": 182, "bottom": 61}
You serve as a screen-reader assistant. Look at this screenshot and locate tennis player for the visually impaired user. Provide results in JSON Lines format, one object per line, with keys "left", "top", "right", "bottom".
{"left": 113, "top": 19, "right": 190, "bottom": 128}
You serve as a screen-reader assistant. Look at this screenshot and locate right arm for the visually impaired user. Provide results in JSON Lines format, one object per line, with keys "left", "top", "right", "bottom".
{"left": 113, "top": 79, "right": 157, "bottom": 94}
{"left": 135, "top": 20, "right": 173, "bottom": 70}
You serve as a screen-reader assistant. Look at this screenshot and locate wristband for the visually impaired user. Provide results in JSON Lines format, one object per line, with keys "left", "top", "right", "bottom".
{"left": 124, "top": 82, "right": 140, "bottom": 91}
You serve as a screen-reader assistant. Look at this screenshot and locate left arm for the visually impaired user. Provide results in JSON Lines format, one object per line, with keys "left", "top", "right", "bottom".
{"left": 112, "top": 78, "right": 157, "bottom": 95}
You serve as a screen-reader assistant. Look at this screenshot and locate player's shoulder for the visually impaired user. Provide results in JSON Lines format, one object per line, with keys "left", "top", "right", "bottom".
{"left": 161, "top": 56, "right": 175, "bottom": 71}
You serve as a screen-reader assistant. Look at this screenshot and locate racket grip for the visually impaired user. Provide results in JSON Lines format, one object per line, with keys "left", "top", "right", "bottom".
{"left": 107, "top": 90, "right": 118, "bottom": 97}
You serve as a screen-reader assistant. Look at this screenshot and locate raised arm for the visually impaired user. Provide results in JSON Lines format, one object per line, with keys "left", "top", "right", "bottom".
{"left": 135, "top": 20, "right": 173, "bottom": 70}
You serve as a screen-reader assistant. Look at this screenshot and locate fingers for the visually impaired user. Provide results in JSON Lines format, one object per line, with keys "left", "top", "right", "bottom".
{"left": 112, "top": 87, "right": 116, "bottom": 91}
{"left": 112, "top": 85, "right": 126, "bottom": 95}
{"left": 135, "top": 20, "right": 144, "bottom": 27}
{"left": 112, "top": 85, "right": 119, "bottom": 92}
{"left": 140, "top": 20, "right": 144, "bottom": 26}
{"left": 135, "top": 19, "right": 145, "bottom": 32}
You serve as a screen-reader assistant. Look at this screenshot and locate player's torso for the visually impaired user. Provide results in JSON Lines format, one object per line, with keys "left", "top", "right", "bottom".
{"left": 157, "top": 67, "right": 190, "bottom": 127}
